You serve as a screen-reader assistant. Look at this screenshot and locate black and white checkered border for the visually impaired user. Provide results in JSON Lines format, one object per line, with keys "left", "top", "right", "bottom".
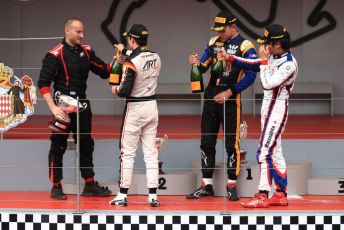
{"left": 0, "top": 213, "right": 343, "bottom": 229}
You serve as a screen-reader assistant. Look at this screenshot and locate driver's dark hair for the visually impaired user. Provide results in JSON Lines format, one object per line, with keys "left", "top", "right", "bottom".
{"left": 129, "top": 36, "right": 147, "bottom": 46}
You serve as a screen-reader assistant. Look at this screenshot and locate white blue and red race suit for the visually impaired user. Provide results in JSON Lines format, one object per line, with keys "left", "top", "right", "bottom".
{"left": 228, "top": 51, "right": 298, "bottom": 192}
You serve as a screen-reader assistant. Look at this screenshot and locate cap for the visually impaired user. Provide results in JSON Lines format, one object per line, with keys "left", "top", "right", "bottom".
{"left": 211, "top": 11, "right": 237, "bottom": 32}
{"left": 257, "top": 24, "right": 289, "bottom": 44}
{"left": 123, "top": 24, "right": 148, "bottom": 42}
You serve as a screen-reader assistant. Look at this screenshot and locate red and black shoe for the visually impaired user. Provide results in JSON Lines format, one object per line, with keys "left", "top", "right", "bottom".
{"left": 268, "top": 191, "right": 288, "bottom": 206}
{"left": 82, "top": 181, "right": 112, "bottom": 197}
{"left": 50, "top": 184, "right": 67, "bottom": 200}
{"left": 241, "top": 193, "right": 269, "bottom": 208}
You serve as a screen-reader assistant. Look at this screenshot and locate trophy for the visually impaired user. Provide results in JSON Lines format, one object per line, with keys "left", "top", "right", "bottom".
{"left": 156, "top": 134, "right": 168, "bottom": 174}
{"left": 48, "top": 91, "right": 87, "bottom": 133}
{"left": 239, "top": 121, "right": 248, "bottom": 165}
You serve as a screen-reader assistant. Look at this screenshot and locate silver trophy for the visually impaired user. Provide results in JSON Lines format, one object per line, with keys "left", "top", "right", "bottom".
{"left": 48, "top": 91, "right": 87, "bottom": 133}
{"left": 156, "top": 134, "right": 168, "bottom": 174}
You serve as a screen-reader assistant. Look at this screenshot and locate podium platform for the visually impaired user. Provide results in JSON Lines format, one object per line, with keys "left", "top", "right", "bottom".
{"left": 63, "top": 171, "right": 198, "bottom": 196}
{"left": 63, "top": 161, "right": 311, "bottom": 196}
{"left": 308, "top": 178, "right": 344, "bottom": 195}
{"left": 132, "top": 170, "right": 198, "bottom": 195}
{"left": 193, "top": 161, "right": 312, "bottom": 197}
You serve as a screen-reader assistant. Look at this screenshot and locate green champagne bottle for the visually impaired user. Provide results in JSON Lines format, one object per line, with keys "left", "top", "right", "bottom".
{"left": 190, "top": 63, "right": 204, "bottom": 93}
{"left": 212, "top": 58, "right": 224, "bottom": 76}
{"left": 109, "top": 48, "right": 122, "bottom": 85}
{"left": 212, "top": 57, "right": 224, "bottom": 86}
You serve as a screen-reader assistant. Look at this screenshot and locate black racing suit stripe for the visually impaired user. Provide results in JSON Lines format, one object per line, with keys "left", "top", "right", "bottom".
{"left": 118, "top": 103, "right": 129, "bottom": 186}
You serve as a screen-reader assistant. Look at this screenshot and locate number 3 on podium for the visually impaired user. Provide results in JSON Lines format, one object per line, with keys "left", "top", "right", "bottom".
{"left": 338, "top": 180, "right": 344, "bottom": 193}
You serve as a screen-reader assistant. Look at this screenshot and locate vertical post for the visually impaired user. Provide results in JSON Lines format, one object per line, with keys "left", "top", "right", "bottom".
{"left": 200, "top": 93, "right": 204, "bottom": 115}
{"left": 1, "top": 132, "right": 3, "bottom": 140}
{"left": 331, "top": 94, "right": 333, "bottom": 116}
{"left": 76, "top": 97, "right": 81, "bottom": 212}
{"left": 252, "top": 94, "right": 256, "bottom": 116}
{"left": 222, "top": 97, "right": 227, "bottom": 213}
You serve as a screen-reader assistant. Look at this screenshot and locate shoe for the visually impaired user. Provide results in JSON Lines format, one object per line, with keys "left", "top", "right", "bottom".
{"left": 227, "top": 185, "right": 240, "bottom": 201}
{"left": 82, "top": 181, "right": 112, "bottom": 197}
{"left": 149, "top": 198, "right": 160, "bottom": 207}
{"left": 109, "top": 197, "right": 128, "bottom": 206}
{"left": 268, "top": 191, "right": 288, "bottom": 206}
{"left": 241, "top": 193, "right": 269, "bottom": 208}
{"left": 50, "top": 184, "right": 67, "bottom": 200}
{"left": 186, "top": 184, "right": 214, "bottom": 199}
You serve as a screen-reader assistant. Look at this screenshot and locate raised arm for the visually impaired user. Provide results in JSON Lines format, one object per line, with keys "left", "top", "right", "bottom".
{"left": 228, "top": 55, "right": 261, "bottom": 72}
{"left": 218, "top": 47, "right": 261, "bottom": 72}
{"left": 260, "top": 61, "right": 297, "bottom": 90}
{"left": 115, "top": 60, "right": 136, "bottom": 97}
{"left": 82, "top": 46, "right": 110, "bottom": 79}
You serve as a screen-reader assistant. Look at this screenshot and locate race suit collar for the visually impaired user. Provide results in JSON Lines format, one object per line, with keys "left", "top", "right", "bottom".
{"left": 131, "top": 46, "right": 149, "bottom": 56}
{"left": 223, "top": 33, "right": 241, "bottom": 44}
{"left": 273, "top": 50, "right": 291, "bottom": 59}
{"left": 62, "top": 38, "right": 82, "bottom": 53}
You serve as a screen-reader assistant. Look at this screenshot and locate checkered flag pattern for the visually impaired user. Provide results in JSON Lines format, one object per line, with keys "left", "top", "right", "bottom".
{"left": 0, "top": 213, "right": 343, "bottom": 229}
{"left": 0, "top": 95, "right": 11, "bottom": 116}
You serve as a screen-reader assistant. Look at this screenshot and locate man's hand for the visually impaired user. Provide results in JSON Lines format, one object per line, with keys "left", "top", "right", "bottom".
{"left": 42, "top": 92, "right": 67, "bottom": 119}
{"left": 214, "top": 89, "right": 232, "bottom": 104}
{"left": 217, "top": 47, "right": 229, "bottom": 60}
{"left": 259, "top": 44, "right": 270, "bottom": 60}
{"left": 51, "top": 104, "right": 67, "bottom": 119}
{"left": 113, "top": 44, "right": 124, "bottom": 64}
{"left": 114, "top": 44, "right": 125, "bottom": 53}
{"left": 115, "top": 55, "right": 124, "bottom": 64}
{"left": 189, "top": 53, "right": 199, "bottom": 66}
{"left": 111, "top": 85, "right": 118, "bottom": 95}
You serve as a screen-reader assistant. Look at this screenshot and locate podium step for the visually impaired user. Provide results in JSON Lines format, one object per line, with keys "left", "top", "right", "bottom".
{"left": 132, "top": 170, "right": 198, "bottom": 195}
{"left": 192, "top": 161, "right": 312, "bottom": 197}
{"left": 62, "top": 182, "right": 120, "bottom": 195}
{"left": 62, "top": 162, "right": 313, "bottom": 196}
{"left": 308, "top": 178, "right": 344, "bottom": 195}
{"left": 62, "top": 171, "right": 198, "bottom": 196}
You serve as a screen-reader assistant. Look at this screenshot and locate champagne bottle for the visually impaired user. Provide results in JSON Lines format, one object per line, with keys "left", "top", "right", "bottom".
{"left": 190, "top": 55, "right": 204, "bottom": 93}
{"left": 109, "top": 48, "right": 122, "bottom": 85}
{"left": 213, "top": 57, "right": 224, "bottom": 75}
{"left": 212, "top": 57, "right": 224, "bottom": 86}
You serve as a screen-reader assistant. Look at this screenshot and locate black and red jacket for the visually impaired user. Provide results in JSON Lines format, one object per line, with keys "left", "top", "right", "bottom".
{"left": 38, "top": 39, "right": 110, "bottom": 99}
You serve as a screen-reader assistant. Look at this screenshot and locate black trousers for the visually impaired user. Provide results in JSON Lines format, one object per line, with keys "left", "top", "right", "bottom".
{"left": 48, "top": 99, "right": 95, "bottom": 183}
{"left": 200, "top": 86, "right": 241, "bottom": 180}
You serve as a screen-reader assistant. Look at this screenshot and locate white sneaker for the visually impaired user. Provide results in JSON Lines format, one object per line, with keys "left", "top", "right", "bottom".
{"left": 148, "top": 194, "right": 160, "bottom": 207}
{"left": 109, "top": 193, "right": 128, "bottom": 206}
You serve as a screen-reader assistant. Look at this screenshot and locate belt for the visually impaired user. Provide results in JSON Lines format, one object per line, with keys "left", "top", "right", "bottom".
{"left": 54, "top": 90, "right": 86, "bottom": 99}
{"left": 126, "top": 95, "right": 156, "bottom": 102}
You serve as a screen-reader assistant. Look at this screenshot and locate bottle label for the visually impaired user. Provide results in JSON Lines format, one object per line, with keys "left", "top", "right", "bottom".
{"left": 109, "top": 73, "right": 120, "bottom": 85}
{"left": 191, "top": 81, "right": 201, "bottom": 91}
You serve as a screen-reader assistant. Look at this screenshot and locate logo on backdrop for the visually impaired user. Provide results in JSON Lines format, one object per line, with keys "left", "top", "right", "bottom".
{"left": 0, "top": 63, "right": 37, "bottom": 132}
{"left": 101, "top": 0, "right": 336, "bottom": 48}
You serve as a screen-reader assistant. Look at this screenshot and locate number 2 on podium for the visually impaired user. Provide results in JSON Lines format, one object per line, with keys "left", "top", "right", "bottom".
{"left": 158, "top": 177, "right": 167, "bottom": 190}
